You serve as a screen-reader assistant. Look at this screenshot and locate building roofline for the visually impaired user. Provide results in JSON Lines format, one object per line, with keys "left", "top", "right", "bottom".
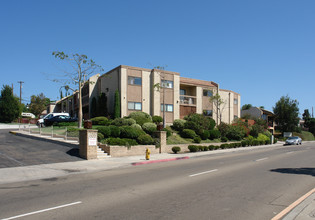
{"left": 219, "top": 89, "right": 240, "bottom": 95}
{"left": 180, "top": 76, "right": 219, "bottom": 88}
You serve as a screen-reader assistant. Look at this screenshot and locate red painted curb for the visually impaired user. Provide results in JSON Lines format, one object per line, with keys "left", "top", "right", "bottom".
{"left": 132, "top": 156, "right": 190, "bottom": 166}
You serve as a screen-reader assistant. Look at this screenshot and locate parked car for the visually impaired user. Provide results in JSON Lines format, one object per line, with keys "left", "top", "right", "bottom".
{"left": 44, "top": 115, "right": 77, "bottom": 127}
{"left": 284, "top": 136, "right": 302, "bottom": 145}
{"left": 37, "top": 113, "right": 70, "bottom": 127}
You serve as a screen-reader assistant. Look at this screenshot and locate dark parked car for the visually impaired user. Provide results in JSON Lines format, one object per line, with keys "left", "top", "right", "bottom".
{"left": 44, "top": 115, "right": 77, "bottom": 126}
{"left": 284, "top": 136, "right": 302, "bottom": 145}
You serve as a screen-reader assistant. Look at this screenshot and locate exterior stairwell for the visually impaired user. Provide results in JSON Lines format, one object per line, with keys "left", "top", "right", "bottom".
{"left": 97, "top": 146, "right": 111, "bottom": 159}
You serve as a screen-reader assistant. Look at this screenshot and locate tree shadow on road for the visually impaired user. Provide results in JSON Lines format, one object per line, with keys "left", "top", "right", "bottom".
{"left": 270, "top": 168, "right": 315, "bottom": 177}
{"left": 66, "top": 148, "right": 81, "bottom": 158}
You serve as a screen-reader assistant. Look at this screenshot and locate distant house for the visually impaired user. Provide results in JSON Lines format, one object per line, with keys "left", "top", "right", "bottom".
{"left": 241, "top": 107, "right": 275, "bottom": 134}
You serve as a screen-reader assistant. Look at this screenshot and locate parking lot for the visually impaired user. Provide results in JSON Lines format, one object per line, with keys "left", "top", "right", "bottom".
{"left": 0, "top": 129, "right": 83, "bottom": 168}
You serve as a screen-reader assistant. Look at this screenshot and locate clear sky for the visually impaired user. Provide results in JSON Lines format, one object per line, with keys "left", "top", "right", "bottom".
{"left": 1, "top": 0, "right": 314, "bottom": 116}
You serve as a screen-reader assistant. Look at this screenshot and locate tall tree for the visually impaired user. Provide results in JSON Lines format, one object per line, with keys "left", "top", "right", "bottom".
{"left": 241, "top": 104, "right": 252, "bottom": 110}
{"left": 98, "top": 93, "right": 108, "bottom": 117}
{"left": 29, "top": 93, "right": 50, "bottom": 117}
{"left": 114, "top": 90, "right": 120, "bottom": 119}
{"left": 273, "top": 95, "right": 299, "bottom": 133}
{"left": 209, "top": 93, "right": 225, "bottom": 125}
{"left": 52, "top": 51, "right": 104, "bottom": 128}
{"left": 0, "top": 85, "right": 21, "bottom": 123}
{"left": 302, "top": 109, "right": 311, "bottom": 128}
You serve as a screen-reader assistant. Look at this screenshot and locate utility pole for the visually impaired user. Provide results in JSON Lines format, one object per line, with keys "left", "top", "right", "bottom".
{"left": 17, "top": 81, "right": 24, "bottom": 104}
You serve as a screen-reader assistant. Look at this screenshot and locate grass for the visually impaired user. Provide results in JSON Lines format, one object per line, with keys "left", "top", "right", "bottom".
{"left": 293, "top": 131, "right": 315, "bottom": 141}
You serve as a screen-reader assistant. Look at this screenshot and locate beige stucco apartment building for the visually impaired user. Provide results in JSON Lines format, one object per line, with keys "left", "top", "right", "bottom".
{"left": 53, "top": 65, "right": 241, "bottom": 125}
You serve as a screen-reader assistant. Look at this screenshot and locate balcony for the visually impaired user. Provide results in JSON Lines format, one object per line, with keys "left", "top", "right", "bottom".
{"left": 180, "top": 95, "right": 196, "bottom": 106}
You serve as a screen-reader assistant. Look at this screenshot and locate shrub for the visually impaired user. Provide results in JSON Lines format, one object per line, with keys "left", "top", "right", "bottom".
{"left": 229, "top": 143, "right": 235, "bottom": 148}
{"left": 120, "top": 126, "right": 144, "bottom": 139}
{"left": 226, "top": 125, "right": 246, "bottom": 141}
{"left": 253, "top": 140, "right": 259, "bottom": 146}
{"left": 257, "top": 133, "right": 270, "bottom": 142}
{"left": 111, "top": 118, "right": 136, "bottom": 126}
{"left": 236, "top": 142, "right": 242, "bottom": 147}
{"left": 200, "top": 130, "right": 210, "bottom": 140}
{"left": 184, "top": 113, "right": 215, "bottom": 131}
{"left": 105, "top": 137, "right": 137, "bottom": 146}
{"left": 194, "top": 136, "right": 201, "bottom": 143}
{"left": 217, "top": 122, "right": 230, "bottom": 138}
{"left": 97, "top": 126, "right": 111, "bottom": 138}
{"left": 220, "top": 143, "right": 229, "bottom": 149}
{"left": 209, "top": 129, "right": 221, "bottom": 140}
{"left": 274, "top": 138, "right": 278, "bottom": 144}
{"left": 131, "top": 123, "right": 142, "bottom": 130}
{"left": 97, "top": 133, "right": 104, "bottom": 142}
{"left": 265, "top": 139, "right": 270, "bottom": 145}
{"left": 188, "top": 145, "right": 198, "bottom": 152}
{"left": 109, "top": 125, "right": 120, "bottom": 137}
{"left": 259, "top": 140, "right": 265, "bottom": 145}
{"left": 56, "top": 122, "right": 77, "bottom": 127}
{"left": 137, "top": 134, "right": 154, "bottom": 145}
{"left": 142, "top": 122, "right": 157, "bottom": 135}
{"left": 172, "top": 119, "right": 186, "bottom": 131}
{"left": 129, "top": 112, "right": 152, "bottom": 126}
{"left": 249, "top": 124, "right": 265, "bottom": 138}
{"left": 172, "top": 146, "right": 181, "bottom": 154}
{"left": 152, "top": 116, "right": 163, "bottom": 124}
{"left": 204, "top": 146, "right": 209, "bottom": 151}
{"left": 162, "top": 128, "right": 172, "bottom": 138}
{"left": 221, "top": 137, "right": 228, "bottom": 142}
{"left": 241, "top": 141, "right": 247, "bottom": 147}
{"left": 246, "top": 135, "right": 255, "bottom": 146}
{"left": 180, "top": 129, "right": 197, "bottom": 139}
{"left": 198, "top": 146, "right": 204, "bottom": 151}
{"left": 91, "top": 117, "right": 108, "bottom": 125}
{"left": 208, "top": 145, "right": 215, "bottom": 150}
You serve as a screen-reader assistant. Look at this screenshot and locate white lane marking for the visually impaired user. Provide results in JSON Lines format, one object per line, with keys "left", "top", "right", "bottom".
{"left": 255, "top": 157, "right": 268, "bottom": 162}
{"left": 286, "top": 151, "right": 294, "bottom": 154}
{"left": 2, "top": 201, "right": 82, "bottom": 220}
{"left": 189, "top": 169, "right": 218, "bottom": 177}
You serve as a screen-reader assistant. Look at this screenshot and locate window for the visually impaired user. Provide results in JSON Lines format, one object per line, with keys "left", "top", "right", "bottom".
{"left": 128, "top": 76, "right": 142, "bottom": 85}
{"left": 234, "top": 98, "right": 238, "bottom": 105}
{"left": 161, "top": 104, "right": 173, "bottom": 112}
{"left": 203, "top": 90, "right": 213, "bottom": 97}
{"left": 203, "top": 110, "right": 213, "bottom": 117}
{"left": 128, "top": 102, "right": 142, "bottom": 110}
{"left": 161, "top": 80, "right": 173, "bottom": 89}
{"left": 180, "top": 89, "right": 186, "bottom": 95}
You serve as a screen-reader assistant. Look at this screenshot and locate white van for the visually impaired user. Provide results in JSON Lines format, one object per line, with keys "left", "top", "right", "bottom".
{"left": 37, "top": 112, "right": 70, "bottom": 127}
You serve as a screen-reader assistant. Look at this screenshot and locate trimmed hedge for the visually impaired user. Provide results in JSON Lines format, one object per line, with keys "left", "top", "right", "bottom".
{"left": 172, "top": 146, "right": 181, "bottom": 154}
{"left": 129, "top": 112, "right": 152, "bottom": 126}
{"left": 120, "top": 126, "right": 145, "bottom": 139}
{"left": 91, "top": 117, "right": 109, "bottom": 125}
{"left": 172, "top": 119, "right": 186, "bottom": 131}
{"left": 152, "top": 115, "right": 163, "bottom": 124}
{"left": 181, "top": 129, "right": 197, "bottom": 139}
{"left": 104, "top": 137, "right": 138, "bottom": 146}
{"left": 188, "top": 145, "right": 198, "bottom": 152}
{"left": 97, "top": 126, "right": 111, "bottom": 138}
{"left": 194, "top": 136, "right": 201, "bottom": 143}
{"left": 137, "top": 134, "right": 154, "bottom": 145}
{"left": 209, "top": 129, "right": 221, "bottom": 140}
{"left": 142, "top": 122, "right": 157, "bottom": 135}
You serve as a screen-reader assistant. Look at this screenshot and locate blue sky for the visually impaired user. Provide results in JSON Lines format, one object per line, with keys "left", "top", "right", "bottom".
{"left": 1, "top": 0, "right": 314, "bottom": 116}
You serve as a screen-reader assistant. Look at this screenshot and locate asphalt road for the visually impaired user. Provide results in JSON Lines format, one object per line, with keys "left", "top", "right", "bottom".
{"left": 0, "top": 129, "right": 83, "bottom": 168}
{"left": 1, "top": 142, "right": 315, "bottom": 220}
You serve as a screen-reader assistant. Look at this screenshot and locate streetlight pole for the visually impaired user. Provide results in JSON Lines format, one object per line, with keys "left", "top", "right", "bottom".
{"left": 17, "top": 81, "right": 24, "bottom": 104}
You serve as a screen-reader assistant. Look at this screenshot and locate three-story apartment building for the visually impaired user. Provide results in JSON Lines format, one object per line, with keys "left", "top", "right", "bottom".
{"left": 52, "top": 65, "right": 240, "bottom": 125}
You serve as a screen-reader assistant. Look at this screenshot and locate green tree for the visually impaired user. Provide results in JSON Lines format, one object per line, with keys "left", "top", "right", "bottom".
{"left": 0, "top": 85, "right": 21, "bottom": 123}
{"left": 98, "top": 93, "right": 108, "bottom": 117}
{"left": 241, "top": 104, "right": 252, "bottom": 110}
{"left": 52, "top": 51, "right": 104, "bottom": 128}
{"left": 114, "top": 89, "right": 120, "bottom": 118}
{"left": 273, "top": 95, "right": 299, "bottom": 133}
{"left": 29, "top": 93, "right": 50, "bottom": 117}
{"left": 302, "top": 109, "right": 311, "bottom": 128}
{"left": 91, "top": 97, "right": 97, "bottom": 118}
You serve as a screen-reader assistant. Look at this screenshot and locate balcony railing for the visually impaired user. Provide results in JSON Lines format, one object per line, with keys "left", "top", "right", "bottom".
{"left": 180, "top": 95, "right": 196, "bottom": 105}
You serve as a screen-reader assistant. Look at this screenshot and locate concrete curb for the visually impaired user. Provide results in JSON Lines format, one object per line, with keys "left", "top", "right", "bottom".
{"left": 10, "top": 131, "right": 79, "bottom": 148}
{"left": 132, "top": 156, "right": 190, "bottom": 166}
